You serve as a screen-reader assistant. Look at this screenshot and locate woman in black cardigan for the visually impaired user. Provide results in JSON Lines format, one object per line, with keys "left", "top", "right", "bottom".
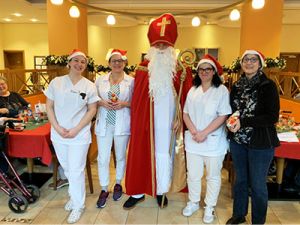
{"left": 226, "top": 50, "right": 280, "bottom": 225}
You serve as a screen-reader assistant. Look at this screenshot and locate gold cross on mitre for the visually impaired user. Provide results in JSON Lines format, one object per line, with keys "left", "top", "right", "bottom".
{"left": 157, "top": 16, "right": 171, "bottom": 37}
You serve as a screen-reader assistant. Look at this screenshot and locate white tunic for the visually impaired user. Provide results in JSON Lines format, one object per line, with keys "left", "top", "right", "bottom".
{"left": 94, "top": 73, "right": 134, "bottom": 136}
{"left": 154, "top": 85, "right": 175, "bottom": 194}
{"left": 183, "top": 84, "right": 232, "bottom": 156}
{"left": 44, "top": 75, "right": 99, "bottom": 145}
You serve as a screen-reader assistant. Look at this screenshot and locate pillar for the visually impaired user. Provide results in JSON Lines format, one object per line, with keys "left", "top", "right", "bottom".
{"left": 240, "top": 0, "right": 284, "bottom": 57}
{"left": 47, "top": 0, "right": 88, "bottom": 55}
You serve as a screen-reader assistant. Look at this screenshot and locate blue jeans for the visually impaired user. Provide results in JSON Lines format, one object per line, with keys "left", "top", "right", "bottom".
{"left": 230, "top": 140, "right": 274, "bottom": 224}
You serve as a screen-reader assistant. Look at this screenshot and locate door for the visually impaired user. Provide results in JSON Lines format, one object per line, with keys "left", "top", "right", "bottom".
{"left": 3, "top": 50, "right": 26, "bottom": 92}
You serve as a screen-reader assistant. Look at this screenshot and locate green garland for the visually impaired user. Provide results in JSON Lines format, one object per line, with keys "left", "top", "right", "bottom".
{"left": 43, "top": 54, "right": 137, "bottom": 73}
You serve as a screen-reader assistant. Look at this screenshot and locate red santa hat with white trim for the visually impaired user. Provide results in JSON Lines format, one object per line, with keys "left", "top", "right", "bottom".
{"left": 196, "top": 54, "right": 223, "bottom": 75}
{"left": 68, "top": 49, "right": 87, "bottom": 61}
{"left": 241, "top": 50, "right": 265, "bottom": 67}
{"left": 106, "top": 48, "right": 127, "bottom": 61}
{"left": 147, "top": 13, "right": 178, "bottom": 47}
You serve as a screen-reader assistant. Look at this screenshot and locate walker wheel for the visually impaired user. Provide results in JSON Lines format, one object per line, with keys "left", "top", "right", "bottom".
{"left": 8, "top": 195, "right": 28, "bottom": 213}
{"left": 25, "top": 185, "right": 40, "bottom": 203}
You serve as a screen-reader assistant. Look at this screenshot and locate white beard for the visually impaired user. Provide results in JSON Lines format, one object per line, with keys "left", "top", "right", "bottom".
{"left": 146, "top": 46, "right": 177, "bottom": 101}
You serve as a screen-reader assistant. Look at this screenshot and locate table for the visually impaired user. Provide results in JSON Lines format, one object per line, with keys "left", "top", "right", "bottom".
{"left": 7, "top": 122, "right": 52, "bottom": 173}
{"left": 275, "top": 140, "right": 300, "bottom": 185}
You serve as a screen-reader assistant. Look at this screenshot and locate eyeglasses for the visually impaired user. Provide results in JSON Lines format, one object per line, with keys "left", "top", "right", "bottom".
{"left": 198, "top": 67, "right": 213, "bottom": 73}
{"left": 111, "top": 59, "right": 124, "bottom": 64}
{"left": 242, "top": 57, "right": 259, "bottom": 63}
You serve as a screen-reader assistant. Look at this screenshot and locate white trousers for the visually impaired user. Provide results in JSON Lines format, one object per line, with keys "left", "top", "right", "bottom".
{"left": 96, "top": 124, "right": 129, "bottom": 187}
{"left": 186, "top": 152, "right": 225, "bottom": 207}
{"left": 52, "top": 142, "right": 89, "bottom": 209}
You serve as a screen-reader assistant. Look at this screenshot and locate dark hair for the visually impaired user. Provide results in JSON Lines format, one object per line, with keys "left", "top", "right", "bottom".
{"left": 193, "top": 69, "right": 222, "bottom": 88}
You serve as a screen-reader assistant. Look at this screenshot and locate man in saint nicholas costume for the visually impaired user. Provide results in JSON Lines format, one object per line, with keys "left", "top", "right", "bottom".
{"left": 123, "top": 13, "right": 193, "bottom": 209}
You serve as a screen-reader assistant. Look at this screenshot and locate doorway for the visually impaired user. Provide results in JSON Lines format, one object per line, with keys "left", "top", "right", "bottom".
{"left": 3, "top": 50, "right": 25, "bottom": 92}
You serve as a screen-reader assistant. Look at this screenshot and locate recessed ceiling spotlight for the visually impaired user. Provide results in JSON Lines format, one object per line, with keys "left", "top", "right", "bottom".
{"left": 50, "top": 0, "right": 63, "bottom": 5}
{"left": 3, "top": 18, "right": 12, "bottom": 22}
{"left": 12, "top": 13, "right": 22, "bottom": 17}
{"left": 30, "top": 18, "right": 38, "bottom": 22}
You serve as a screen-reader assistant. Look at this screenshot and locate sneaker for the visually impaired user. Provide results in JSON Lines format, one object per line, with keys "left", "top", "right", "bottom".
{"left": 182, "top": 201, "right": 199, "bottom": 217}
{"left": 123, "top": 196, "right": 145, "bottom": 210}
{"left": 48, "top": 179, "right": 69, "bottom": 189}
{"left": 156, "top": 195, "right": 168, "bottom": 208}
{"left": 67, "top": 208, "right": 83, "bottom": 224}
{"left": 113, "top": 184, "right": 123, "bottom": 201}
{"left": 96, "top": 190, "right": 109, "bottom": 208}
{"left": 203, "top": 206, "right": 215, "bottom": 223}
{"left": 64, "top": 200, "right": 73, "bottom": 211}
{"left": 226, "top": 216, "right": 246, "bottom": 225}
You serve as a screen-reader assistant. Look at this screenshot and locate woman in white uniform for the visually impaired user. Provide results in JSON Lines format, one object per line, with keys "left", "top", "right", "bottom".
{"left": 95, "top": 49, "right": 134, "bottom": 208}
{"left": 182, "top": 54, "right": 232, "bottom": 223}
{"left": 45, "top": 49, "right": 99, "bottom": 224}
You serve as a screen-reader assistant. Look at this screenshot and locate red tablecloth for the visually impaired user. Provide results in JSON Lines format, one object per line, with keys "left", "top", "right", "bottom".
{"left": 275, "top": 140, "right": 300, "bottom": 160}
{"left": 7, "top": 123, "right": 52, "bottom": 166}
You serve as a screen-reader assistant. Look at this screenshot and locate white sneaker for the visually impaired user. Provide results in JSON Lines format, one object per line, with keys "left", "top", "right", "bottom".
{"left": 203, "top": 206, "right": 215, "bottom": 224}
{"left": 64, "top": 200, "right": 73, "bottom": 211}
{"left": 182, "top": 201, "right": 199, "bottom": 217}
{"left": 67, "top": 208, "right": 83, "bottom": 224}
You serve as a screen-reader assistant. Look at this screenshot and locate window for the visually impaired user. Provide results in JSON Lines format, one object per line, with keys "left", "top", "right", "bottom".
{"left": 194, "top": 48, "right": 219, "bottom": 63}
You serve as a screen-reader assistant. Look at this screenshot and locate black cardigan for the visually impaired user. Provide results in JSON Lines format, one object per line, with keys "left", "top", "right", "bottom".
{"left": 229, "top": 72, "right": 280, "bottom": 149}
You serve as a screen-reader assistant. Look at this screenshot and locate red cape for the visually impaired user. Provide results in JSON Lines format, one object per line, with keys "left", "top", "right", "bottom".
{"left": 125, "top": 60, "right": 193, "bottom": 196}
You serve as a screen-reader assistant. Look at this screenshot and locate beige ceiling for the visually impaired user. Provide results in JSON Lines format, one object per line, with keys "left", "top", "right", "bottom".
{"left": 1, "top": 0, "right": 300, "bottom": 27}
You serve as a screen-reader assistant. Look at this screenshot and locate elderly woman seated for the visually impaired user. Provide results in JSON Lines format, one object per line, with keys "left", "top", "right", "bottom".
{"left": 0, "top": 76, "right": 29, "bottom": 118}
{"left": 0, "top": 76, "right": 28, "bottom": 173}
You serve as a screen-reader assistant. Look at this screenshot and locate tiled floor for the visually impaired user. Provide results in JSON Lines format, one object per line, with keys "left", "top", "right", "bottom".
{"left": 0, "top": 159, "right": 300, "bottom": 224}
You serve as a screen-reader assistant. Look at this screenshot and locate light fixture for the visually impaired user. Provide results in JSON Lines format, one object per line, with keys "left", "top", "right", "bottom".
{"left": 149, "top": 18, "right": 155, "bottom": 24}
{"left": 69, "top": 5, "right": 80, "bottom": 18}
{"left": 3, "top": 18, "right": 12, "bottom": 22}
{"left": 30, "top": 18, "right": 38, "bottom": 22}
{"left": 106, "top": 15, "right": 116, "bottom": 25}
{"left": 229, "top": 9, "right": 240, "bottom": 21}
{"left": 192, "top": 16, "right": 201, "bottom": 27}
{"left": 252, "top": 0, "right": 265, "bottom": 9}
{"left": 50, "top": 0, "right": 64, "bottom": 5}
{"left": 12, "top": 13, "right": 22, "bottom": 17}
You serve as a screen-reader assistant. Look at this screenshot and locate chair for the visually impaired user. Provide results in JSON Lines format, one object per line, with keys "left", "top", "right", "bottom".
{"left": 52, "top": 121, "right": 97, "bottom": 193}
{"left": 223, "top": 152, "right": 235, "bottom": 198}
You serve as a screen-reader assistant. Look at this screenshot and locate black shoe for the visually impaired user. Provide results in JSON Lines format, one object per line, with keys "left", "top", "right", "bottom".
{"left": 123, "top": 196, "right": 145, "bottom": 210}
{"left": 156, "top": 195, "right": 168, "bottom": 208}
{"left": 226, "top": 216, "right": 246, "bottom": 224}
{"left": 283, "top": 184, "right": 300, "bottom": 193}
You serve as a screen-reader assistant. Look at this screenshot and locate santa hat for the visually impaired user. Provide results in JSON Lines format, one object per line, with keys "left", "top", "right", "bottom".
{"left": 68, "top": 49, "right": 87, "bottom": 61}
{"left": 196, "top": 54, "right": 223, "bottom": 75}
{"left": 147, "top": 13, "right": 178, "bottom": 47}
{"left": 106, "top": 48, "right": 127, "bottom": 61}
{"left": 241, "top": 50, "right": 265, "bottom": 67}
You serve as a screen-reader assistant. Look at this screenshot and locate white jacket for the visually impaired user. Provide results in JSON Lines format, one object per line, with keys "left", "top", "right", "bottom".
{"left": 94, "top": 72, "right": 134, "bottom": 136}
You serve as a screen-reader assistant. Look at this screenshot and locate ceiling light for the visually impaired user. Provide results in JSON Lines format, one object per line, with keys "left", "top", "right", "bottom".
{"left": 3, "top": 18, "right": 12, "bottom": 22}
{"left": 229, "top": 9, "right": 240, "bottom": 21}
{"left": 149, "top": 18, "right": 155, "bottom": 24}
{"left": 69, "top": 6, "right": 80, "bottom": 18}
{"left": 192, "top": 16, "right": 201, "bottom": 27}
{"left": 252, "top": 0, "right": 265, "bottom": 9}
{"left": 107, "top": 15, "right": 116, "bottom": 25}
{"left": 30, "top": 18, "right": 38, "bottom": 22}
{"left": 12, "top": 13, "right": 22, "bottom": 17}
{"left": 50, "top": 0, "right": 63, "bottom": 5}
